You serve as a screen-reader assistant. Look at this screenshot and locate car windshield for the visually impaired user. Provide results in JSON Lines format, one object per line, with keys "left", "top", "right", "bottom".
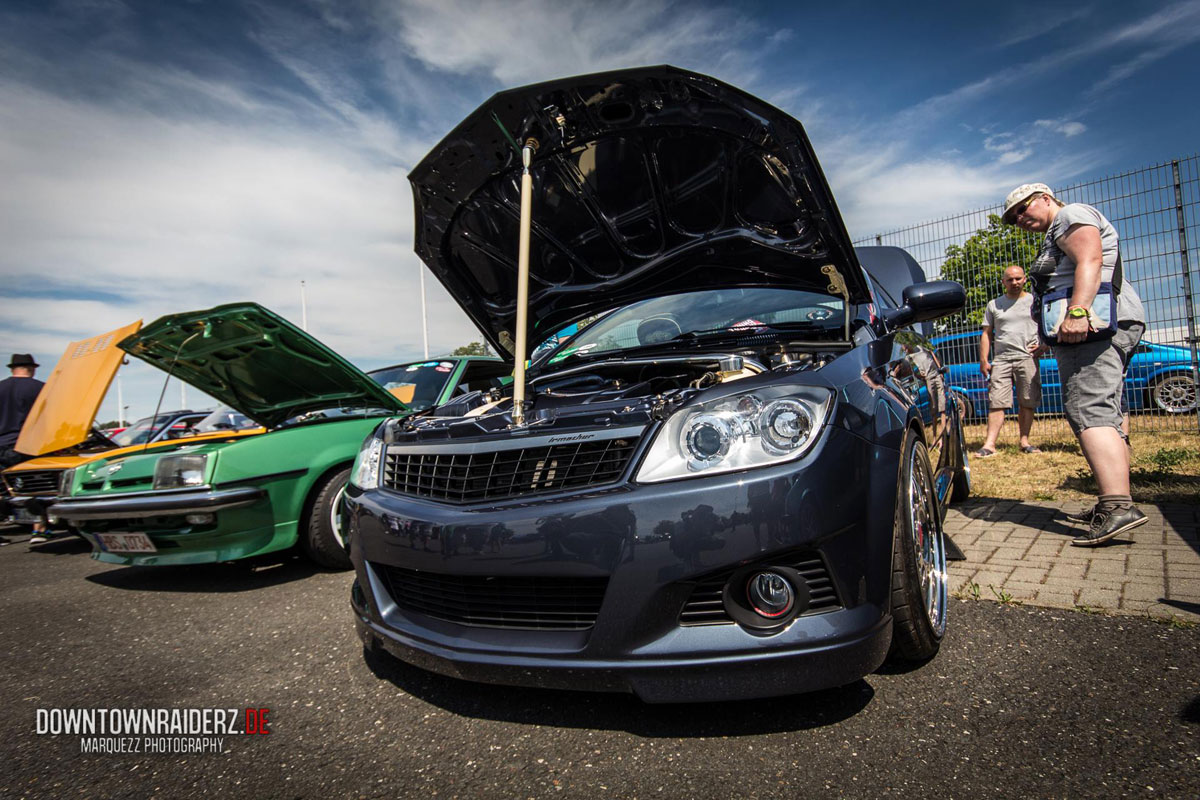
{"left": 191, "top": 407, "right": 259, "bottom": 433}
{"left": 541, "top": 288, "right": 844, "bottom": 364}
{"left": 364, "top": 362, "right": 456, "bottom": 411}
{"left": 110, "top": 413, "right": 185, "bottom": 447}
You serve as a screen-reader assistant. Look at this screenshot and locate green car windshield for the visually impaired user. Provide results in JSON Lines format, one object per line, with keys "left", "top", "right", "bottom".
{"left": 367, "top": 362, "right": 458, "bottom": 411}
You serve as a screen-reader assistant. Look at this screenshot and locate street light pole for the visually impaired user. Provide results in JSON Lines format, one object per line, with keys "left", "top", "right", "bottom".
{"left": 300, "top": 280, "right": 308, "bottom": 332}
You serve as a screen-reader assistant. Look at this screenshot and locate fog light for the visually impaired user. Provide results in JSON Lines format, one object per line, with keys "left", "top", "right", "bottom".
{"left": 722, "top": 564, "right": 811, "bottom": 633}
{"left": 747, "top": 571, "right": 794, "bottom": 618}
{"left": 185, "top": 513, "right": 214, "bottom": 525}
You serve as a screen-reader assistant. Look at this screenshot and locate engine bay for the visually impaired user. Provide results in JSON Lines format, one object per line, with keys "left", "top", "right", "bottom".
{"left": 392, "top": 346, "right": 846, "bottom": 443}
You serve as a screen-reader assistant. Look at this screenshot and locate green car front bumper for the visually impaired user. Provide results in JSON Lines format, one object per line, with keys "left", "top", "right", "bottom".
{"left": 50, "top": 486, "right": 288, "bottom": 566}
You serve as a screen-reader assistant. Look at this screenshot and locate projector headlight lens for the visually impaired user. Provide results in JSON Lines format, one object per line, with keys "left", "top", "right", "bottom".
{"left": 351, "top": 436, "right": 383, "bottom": 490}
{"left": 636, "top": 384, "right": 832, "bottom": 483}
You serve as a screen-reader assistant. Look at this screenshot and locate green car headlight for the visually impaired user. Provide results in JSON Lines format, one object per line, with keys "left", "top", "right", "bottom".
{"left": 351, "top": 436, "right": 383, "bottom": 490}
{"left": 58, "top": 468, "right": 76, "bottom": 498}
{"left": 153, "top": 454, "right": 209, "bottom": 490}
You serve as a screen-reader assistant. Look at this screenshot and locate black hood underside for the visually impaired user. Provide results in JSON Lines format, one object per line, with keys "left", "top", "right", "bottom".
{"left": 409, "top": 65, "right": 870, "bottom": 359}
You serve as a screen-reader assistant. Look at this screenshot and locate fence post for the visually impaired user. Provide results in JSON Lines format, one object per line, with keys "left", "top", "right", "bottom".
{"left": 875, "top": 234, "right": 882, "bottom": 246}
{"left": 1171, "top": 160, "right": 1200, "bottom": 433}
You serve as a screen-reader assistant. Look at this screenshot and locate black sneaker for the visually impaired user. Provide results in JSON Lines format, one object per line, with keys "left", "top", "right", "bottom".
{"left": 1064, "top": 504, "right": 1098, "bottom": 525}
{"left": 1071, "top": 506, "right": 1147, "bottom": 547}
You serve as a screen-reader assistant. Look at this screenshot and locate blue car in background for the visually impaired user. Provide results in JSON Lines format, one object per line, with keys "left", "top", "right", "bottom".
{"left": 933, "top": 331, "right": 1198, "bottom": 420}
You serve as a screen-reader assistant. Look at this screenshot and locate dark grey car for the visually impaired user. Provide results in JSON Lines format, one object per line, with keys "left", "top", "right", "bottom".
{"left": 345, "top": 66, "right": 968, "bottom": 702}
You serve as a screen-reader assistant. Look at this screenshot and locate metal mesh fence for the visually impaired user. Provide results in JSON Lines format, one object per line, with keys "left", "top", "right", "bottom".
{"left": 852, "top": 156, "right": 1200, "bottom": 435}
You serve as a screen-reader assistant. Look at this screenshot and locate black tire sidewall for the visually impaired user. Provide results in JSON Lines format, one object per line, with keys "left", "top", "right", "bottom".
{"left": 889, "top": 433, "right": 944, "bottom": 662}
{"left": 301, "top": 466, "right": 353, "bottom": 570}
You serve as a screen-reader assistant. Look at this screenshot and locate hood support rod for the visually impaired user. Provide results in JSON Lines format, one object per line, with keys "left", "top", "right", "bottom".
{"left": 511, "top": 138, "right": 539, "bottom": 427}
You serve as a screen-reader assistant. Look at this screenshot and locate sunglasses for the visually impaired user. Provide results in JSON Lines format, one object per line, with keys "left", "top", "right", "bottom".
{"left": 1011, "top": 194, "right": 1041, "bottom": 218}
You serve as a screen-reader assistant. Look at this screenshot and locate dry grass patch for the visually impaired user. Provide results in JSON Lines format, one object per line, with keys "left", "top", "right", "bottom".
{"left": 964, "top": 419, "right": 1200, "bottom": 503}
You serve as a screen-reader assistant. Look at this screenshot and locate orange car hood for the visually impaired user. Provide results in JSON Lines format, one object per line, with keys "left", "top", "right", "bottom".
{"left": 15, "top": 320, "right": 142, "bottom": 457}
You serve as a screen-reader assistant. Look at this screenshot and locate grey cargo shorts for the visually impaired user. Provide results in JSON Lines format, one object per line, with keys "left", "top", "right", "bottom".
{"left": 1054, "top": 322, "right": 1145, "bottom": 435}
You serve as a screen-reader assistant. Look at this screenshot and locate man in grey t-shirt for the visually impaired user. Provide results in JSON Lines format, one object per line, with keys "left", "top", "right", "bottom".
{"left": 977, "top": 265, "right": 1042, "bottom": 457}
{"left": 1003, "top": 181, "right": 1147, "bottom": 547}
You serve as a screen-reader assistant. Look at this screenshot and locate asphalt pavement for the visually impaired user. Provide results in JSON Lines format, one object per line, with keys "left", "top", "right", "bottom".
{"left": 1, "top": 527, "right": 1197, "bottom": 799}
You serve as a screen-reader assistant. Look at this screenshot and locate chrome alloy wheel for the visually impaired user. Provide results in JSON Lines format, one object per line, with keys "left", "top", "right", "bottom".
{"left": 329, "top": 485, "right": 348, "bottom": 549}
{"left": 1152, "top": 375, "right": 1197, "bottom": 413}
{"left": 907, "top": 446, "right": 948, "bottom": 637}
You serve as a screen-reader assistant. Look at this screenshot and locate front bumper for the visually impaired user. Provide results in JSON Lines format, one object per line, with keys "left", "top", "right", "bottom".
{"left": 349, "top": 425, "right": 903, "bottom": 702}
{"left": 52, "top": 486, "right": 282, "bottom": 566}
{"left": 50, "top": 486, "right": 264, "bottom": 521}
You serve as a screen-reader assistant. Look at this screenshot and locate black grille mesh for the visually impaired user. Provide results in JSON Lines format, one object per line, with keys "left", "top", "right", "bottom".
{"left": 679, "top": 552, "right": 841, "bottom": 625}
{"left": 4, "top": 469, "right": 61, "bottom": 495}
{"left": 382, "top": 437, "right": 640, "bottom": 503}
{"left": 374, "top": 564, "right": 607, "bottom": 630}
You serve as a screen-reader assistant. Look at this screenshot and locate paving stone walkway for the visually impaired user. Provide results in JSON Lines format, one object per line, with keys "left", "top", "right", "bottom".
{"left": 945, "top": 499, "right": 1200, "bottom": 623}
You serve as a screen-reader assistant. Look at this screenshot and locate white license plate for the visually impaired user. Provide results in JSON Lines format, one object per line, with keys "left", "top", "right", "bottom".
{"left": 97, "top": 532, "right": 158, "bottom": 554}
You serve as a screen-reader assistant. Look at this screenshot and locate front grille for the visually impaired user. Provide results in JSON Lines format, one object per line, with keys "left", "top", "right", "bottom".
{"left": 679, "top": 552, "right": 842, "bottom": 625}
{"left": 374, "top": 563, "right": 608, "bottom": 630}
{"left": 382, "top": 437, "right": 640, "bottom": 503}
{"left": 4, "top": 469, "right": 61, "bottom": 495}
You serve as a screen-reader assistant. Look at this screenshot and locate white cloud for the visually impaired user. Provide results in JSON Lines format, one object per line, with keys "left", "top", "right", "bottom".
{"left": 385, "top": 0, "right": 767, "bottom": 86}
{"left": 1034, "top": 118, "right": 1087, "bottom": 137}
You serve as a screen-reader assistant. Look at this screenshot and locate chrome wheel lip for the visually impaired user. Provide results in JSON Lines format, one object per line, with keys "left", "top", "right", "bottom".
{"left": 956, "top": 415, "right": 972, "bottom": 495}
{"left": 909, "top": 446, "right": 948, "bottom": 637}
{"left": 1153, "top": 375, "right": 1197, "bottom": 413}
{"left": 329, "top": 485, "right": 348, "bottom": 549}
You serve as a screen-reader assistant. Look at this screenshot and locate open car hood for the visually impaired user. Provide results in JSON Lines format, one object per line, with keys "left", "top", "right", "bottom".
{"left": 119, "top": 303, "right": 407, "bottom": 429}
{"left": 409, "top": 65, "right": 871, "bottom": 359}
{"left": 15, "top": 320, "right": 142, "bottom": 457}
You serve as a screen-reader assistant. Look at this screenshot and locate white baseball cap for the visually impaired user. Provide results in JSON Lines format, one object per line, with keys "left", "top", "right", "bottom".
{"left": 1001, "top": 182, "right": 1055, "bottom": 224}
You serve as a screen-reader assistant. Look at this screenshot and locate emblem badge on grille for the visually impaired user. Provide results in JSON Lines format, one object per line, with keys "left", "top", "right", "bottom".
{"left": 12, "top": 477, "right": 23, "bottom": 489}
{"left": 100, "top": 462, "right": 124, "bottom": 477}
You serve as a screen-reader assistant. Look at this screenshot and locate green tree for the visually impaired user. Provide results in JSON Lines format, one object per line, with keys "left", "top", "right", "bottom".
{"left": 938, "top": 213, "right": 1041, "bottom": 329}
{"left": 451, "top": 341, "right": 492, "bottom": 356}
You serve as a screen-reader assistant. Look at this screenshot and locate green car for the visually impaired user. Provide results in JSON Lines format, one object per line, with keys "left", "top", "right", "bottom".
{"left": 51, "top": 303, "right": 508, "bottom": 569}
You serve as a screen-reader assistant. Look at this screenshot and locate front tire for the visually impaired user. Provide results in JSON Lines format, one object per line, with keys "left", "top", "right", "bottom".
{"left": 889, "top": 436, "right": 948, "bottom": 662}
{"left": 300, "top": 466, "right": 352, "bottom": 570}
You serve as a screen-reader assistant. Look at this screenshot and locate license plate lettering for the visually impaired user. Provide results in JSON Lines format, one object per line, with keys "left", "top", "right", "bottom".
{"left": 97, "top": 532, "right": 158, "bottom": 554}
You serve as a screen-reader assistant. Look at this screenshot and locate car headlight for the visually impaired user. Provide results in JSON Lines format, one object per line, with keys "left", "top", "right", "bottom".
{"left": 350, "top": 436, "right": 383, "bottom": 490}
{"left": 58, "top": 468, "right": 75, "bottom": 498}
{"left": 153, "top": 454, "right": 209, "bottom": 490}
{"left": 636, "top": 384, "right": 833, "bottom": 483}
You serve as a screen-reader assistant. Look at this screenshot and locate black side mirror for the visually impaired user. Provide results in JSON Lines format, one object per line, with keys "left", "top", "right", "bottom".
{"left": 882, "top": 280, "right": 966, "bottom": 329}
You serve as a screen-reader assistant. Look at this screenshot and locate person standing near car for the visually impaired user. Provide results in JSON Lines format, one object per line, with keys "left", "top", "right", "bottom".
{"left": 0, "top": 354, "right": 47, "bottom": 544}
{"left": 0, "top": 354, "right": 43, "bottom": 469}
{"left": 1002, "top": 182, "right": 1147, "bottom": 546}
{"left": 976, "top": 265, "right": 1042, "bottom": 458}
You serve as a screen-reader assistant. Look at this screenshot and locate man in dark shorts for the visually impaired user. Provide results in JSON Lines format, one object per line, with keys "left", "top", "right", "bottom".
{"left": 1003, "top": 183, "right": 1147, "bottom": 546}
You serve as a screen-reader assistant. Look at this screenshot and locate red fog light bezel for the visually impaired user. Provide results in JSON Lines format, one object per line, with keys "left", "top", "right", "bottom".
{"left": 722, "top": 565, "right": 811, "bottom": 633}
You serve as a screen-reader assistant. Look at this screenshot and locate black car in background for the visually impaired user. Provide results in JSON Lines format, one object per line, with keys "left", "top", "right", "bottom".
{"left": 345, "top": 66, "right": 968, "bottom": 702}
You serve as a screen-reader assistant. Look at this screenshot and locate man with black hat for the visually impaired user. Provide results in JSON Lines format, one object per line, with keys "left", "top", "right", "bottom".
{"left": 1, "top": 354, "right": 46, "bottom": 543}
{"left": 1, "top": 354, "right": 44, "bottom": 469}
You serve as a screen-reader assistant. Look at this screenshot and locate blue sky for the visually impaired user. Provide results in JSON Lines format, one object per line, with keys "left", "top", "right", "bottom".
{"left": 2, "top": 0, "right": 1198, "bottom": 423}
